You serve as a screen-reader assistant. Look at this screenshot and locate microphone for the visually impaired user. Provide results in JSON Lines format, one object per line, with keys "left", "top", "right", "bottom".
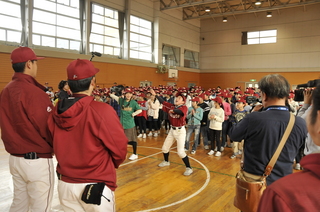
{"left": 91, "top": 52, "right": 102, "bottom": 57}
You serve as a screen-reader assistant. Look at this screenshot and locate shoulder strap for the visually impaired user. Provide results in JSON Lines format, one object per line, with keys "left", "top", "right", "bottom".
{"left": 264, "top": 113, "right": 295, "bottom": 176}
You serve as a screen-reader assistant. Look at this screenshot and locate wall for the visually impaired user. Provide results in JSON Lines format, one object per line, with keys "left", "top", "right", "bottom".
{"left": 199, "top": 4, "right": 320, "bottom": 89}
{"left": 0, "top": 51, "right": 199, "bottom": 91}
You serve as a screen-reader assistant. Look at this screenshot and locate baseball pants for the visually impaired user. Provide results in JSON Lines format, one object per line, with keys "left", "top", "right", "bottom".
{"left": 58, "top": 180, "right": 115, "bottom": 212}
{"left": 162, "top": 126, "right": 187, "bottom": 158}
{"left": 9, "top": 155, "right": 54, "bottom": 212}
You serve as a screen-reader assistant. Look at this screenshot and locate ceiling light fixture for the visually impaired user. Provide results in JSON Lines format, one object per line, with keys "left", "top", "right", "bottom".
{"left": 255, "top": 1, "right": 262, "bottom": 5}
{"left": 205, "top": 7, "right": 210, "bottom": 12}
{"left": 266, "top": 11, "right": 272, "bottom": 17}
{"left": 223, "top": 17, "right": 227, "bottom": 22}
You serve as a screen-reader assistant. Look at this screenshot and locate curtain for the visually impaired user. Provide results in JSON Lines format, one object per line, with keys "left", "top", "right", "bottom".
{"left": 241, "top": 31, "right": 248, "bottom": 45}
{"left": 118, "top": 11, "right": 125, "bottom": 59}
{"left": 79, "top": 0, "right": 86, "bottom": 54}
{"left": 20, "top": 0, "right": 28, "bottom": 46}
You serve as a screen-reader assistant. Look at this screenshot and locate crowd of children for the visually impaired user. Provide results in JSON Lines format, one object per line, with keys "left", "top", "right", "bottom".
{"left": 50, "top": 83, "right": 304, "bottom": 164}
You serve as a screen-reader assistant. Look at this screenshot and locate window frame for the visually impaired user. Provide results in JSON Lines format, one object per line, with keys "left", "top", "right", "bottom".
{"left": 162, "top": 44, "right": 180, "bottom": 67}
{"left": 184, "top": 49, "right": 199, "bottom": 69}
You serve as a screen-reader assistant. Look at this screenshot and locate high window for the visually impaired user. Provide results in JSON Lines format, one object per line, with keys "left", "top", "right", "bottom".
{"left": 130, "top": 15, "right": 152, "bottom": 61}
{"left": 242, "top": 29, "right": 277, "bottom": 45}
{"left": 184, "top": 50, "right": 199, "bottom": 69}
{"left": 0, "top": 0, "right": 21, "bottom": 43}
{"left": 90, "top": 3, "right": 120, "bottom": 56}
{"left": 162, "top": 45, "right": 180, "bottom": 67}
{"left": 32, "top": 0, "right": 81, "bottom": 50}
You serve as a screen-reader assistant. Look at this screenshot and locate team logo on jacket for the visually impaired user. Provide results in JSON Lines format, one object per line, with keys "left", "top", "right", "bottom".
{"left": 169, "top": 113, "right": 180, "bottom": 119}
{"left": 47, "top": 106, "right": 52, "bottom": 112}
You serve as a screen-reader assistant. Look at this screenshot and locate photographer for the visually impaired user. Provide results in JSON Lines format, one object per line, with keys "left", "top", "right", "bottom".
{"left": 229, "top": 74, "right": 307, "bottom": 185}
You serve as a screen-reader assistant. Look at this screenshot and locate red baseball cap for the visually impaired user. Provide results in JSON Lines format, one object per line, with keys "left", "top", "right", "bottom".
{"left": 67, "top": 59, "right": 99, "bottom": 80}
{"left": 191, "top": 97, "right": 200, "bottom": 102}
{"left": 176, "top": 92, "right": 186, "bottom": 101}
{"left": 212, "top": 97, "right": 222, "bottom": 104}
{"left": 124, "top": 88, "right": 133, "bottom": 93}
{"left": 11, "top": 47, "right": 45, "bottom": 64}
{"left": 236, "top": 99, "right": 246, "bottom": 104}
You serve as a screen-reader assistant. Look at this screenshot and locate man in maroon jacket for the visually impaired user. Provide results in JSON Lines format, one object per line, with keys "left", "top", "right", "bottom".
{"left": 0, "top": 47, "right": 54, "bottom": 212}
{"left": 47, "top": 59, "right": 128, "bottom": 211}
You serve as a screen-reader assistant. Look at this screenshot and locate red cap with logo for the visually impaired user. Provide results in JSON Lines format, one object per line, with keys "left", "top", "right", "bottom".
{"left": 11, "top": 47, "right": 45, "bottom": 64}
{"left": 67, "top": 59, "right": 99, "bottom": 80}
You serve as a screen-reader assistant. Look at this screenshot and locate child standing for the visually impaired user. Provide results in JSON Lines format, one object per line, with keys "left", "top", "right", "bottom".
{"left": 110, "top": 88, "right": 142, "bottom": 160}
{"left": 136, "top": 94, "right": 148, "bottom": 138}
{"left": 185, "top": 97, "right": 203, "bottom": 154}
{"left": 229, "top": 99, "right": 249, "bottom": 159}
{"left": 208, "top": 97, "right": 225, "bottom": 157}
{"left": 147, "top": 94, "right": 161, "bottom": 137}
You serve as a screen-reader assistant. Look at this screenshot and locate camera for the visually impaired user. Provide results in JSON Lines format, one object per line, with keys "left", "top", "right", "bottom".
{"left": 110, "top": 85, "right": 125, "bottom": 96}
{"left": 294, "top": 79, "right": 320, "bottom": 101}
{"left": 246, "top": 96, "right": 260, "bottom": 105}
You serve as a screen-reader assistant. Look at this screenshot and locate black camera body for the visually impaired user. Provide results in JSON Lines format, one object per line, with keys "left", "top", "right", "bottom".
{"left": 110, "top": 85, "right": 125, "bottom": 96}
{"left": 246, "top": 96, "right": 261, "bottom": 105}
{"left": 294, "top": 79, "right": 320, "bottom": 102}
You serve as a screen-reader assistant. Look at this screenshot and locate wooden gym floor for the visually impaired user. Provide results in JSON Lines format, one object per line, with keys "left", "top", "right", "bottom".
{"left": 0, "top": 129, "right": 246, "bottom": 212}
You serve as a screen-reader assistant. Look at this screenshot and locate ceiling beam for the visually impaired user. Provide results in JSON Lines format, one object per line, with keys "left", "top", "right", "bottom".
{"left": 161, "top": 0, "right": 225, "bottom": 11}
{"left": 182, "top": 0, "right": 320, "bottom": 20}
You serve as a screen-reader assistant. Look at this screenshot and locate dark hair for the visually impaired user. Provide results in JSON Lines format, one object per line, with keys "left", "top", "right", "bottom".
{"left": 68, "top": 77, "right": 93, "bottom": 93}
{"left": 310, "top": 83, "right": 320, "bottom": 125}
{"left": 258, "top": 74, "right": 290, "bottom": 99}
{"left": 12, "top": 60, "right": 36, "bottom": 73}
{"left": 58, "top": 80, "right": 68, "bottom": 90}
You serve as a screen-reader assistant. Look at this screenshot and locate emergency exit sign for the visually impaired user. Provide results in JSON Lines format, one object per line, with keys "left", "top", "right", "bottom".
{"left": 250, "top": 79, "right": 256, "bottom": 82}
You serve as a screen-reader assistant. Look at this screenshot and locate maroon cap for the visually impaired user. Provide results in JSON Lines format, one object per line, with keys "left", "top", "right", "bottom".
{"left": 124, "top": 88, "right": 134, "bottom": 93}
{"left": 191, "top": 97, "right": 200, "bottom": 102}
{"left": 212, "top": 97, "right": 222, "bottom": 105}
{"left": 11, "top": 47, "right": 45, "bottom": 64}
{"left": 67, "top": 59, "right": 99, "bottom": 80}
{"left": 176, "top": 92, "right": 186, "bottom": 101}
{"left": 236, "top": 99, "right": 246, "bottom": 104}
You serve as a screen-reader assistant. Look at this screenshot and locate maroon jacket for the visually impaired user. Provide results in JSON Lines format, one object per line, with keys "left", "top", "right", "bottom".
{"left": 258, "top": 153, "right": 320, "bottom": 212}
{"left": 47, "top": 95, "right": 128, "bottom": 191}
{"left": 0, "top": 73, "right": 53, "bottom": 158}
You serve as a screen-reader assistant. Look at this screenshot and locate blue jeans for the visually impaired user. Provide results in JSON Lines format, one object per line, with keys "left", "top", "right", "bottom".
{"left": 185, "top": 125, "right": 201, "bottom": 151}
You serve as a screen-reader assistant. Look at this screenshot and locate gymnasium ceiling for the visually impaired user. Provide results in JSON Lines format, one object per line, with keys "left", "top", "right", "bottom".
{"left": 159, "top": 0, "right": 320, "bottom": 20}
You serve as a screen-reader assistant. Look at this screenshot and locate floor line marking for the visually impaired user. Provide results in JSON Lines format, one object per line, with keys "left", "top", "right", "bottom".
{"left": 136, "top": 152, "right": 211, "bottom": 212}
{"left": 123, "top": 146, "right": 235, "bottom": 177}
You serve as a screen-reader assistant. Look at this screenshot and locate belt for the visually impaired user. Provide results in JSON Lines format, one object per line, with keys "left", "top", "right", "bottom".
{"left": 12, "top": 152, "right": 52, "bottom": 159}
{"left": 172, "top": 126, "right": 183, "bottom": 130}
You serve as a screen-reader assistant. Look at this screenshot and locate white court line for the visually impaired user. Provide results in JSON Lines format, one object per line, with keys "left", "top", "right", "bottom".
{"left": 119, "top": 146, "right": 176, "bottom": 167}
{"left": 119, "top": 146, "right": 211, "bottom": 212}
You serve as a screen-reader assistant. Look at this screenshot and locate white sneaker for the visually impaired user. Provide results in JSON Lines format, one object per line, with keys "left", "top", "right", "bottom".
{"left": 239, "top": 150, "right": 243, "bottom": 155}
{"left": 153, "top": 133, "right": 158, "bottom": 137}
{"left": 142, "top": 134, "right": 146, "bottom": 138}
{"left": 158, "top": 161, "right": 170, "bottom": 167}
{"left": 148, "top": 132, "right": 153, "bottom": 137}
{"left": 220, "top": 147, "right": 224, "bottom": 152}
{"left": 208, "top": 150, "right": 214, "bottom": 155}
{"left": 137, "top": 134, "right": 142, "bottom": 138}
{"left": 214, "top": 147, "right": 217, "bottom": 151}
{"left": 204, "top": 145, "right": 209, "bottom": 150}
{"left": 184, "top": 167, "right": 193, "bottom": 176}
{"left": 128, "top": 154, "right": 138, "bottom": 160}
{"left": 191, "top": 150, "right": 196, "bottom": 154}
{"left": 215, "top": 151, "right": 221, "bottom": 157}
